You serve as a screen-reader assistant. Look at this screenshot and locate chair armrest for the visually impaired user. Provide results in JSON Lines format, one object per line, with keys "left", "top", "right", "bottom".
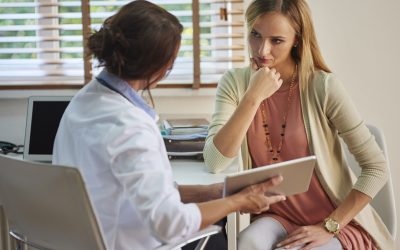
{"left": 155, "top": 225, "right": 222, "bottom": 250}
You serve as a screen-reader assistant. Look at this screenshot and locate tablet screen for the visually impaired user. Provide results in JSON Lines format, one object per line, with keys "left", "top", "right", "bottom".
{"left": 223, "top": 155, "right": 316, "bottom": 197}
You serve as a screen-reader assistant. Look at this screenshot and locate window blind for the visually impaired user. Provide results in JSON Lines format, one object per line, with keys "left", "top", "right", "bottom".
{"left": 0, "top": 0, "right": 246, "bottom": 89}
{"left": 0, "top": 0, "right": 85, "bottom": 87}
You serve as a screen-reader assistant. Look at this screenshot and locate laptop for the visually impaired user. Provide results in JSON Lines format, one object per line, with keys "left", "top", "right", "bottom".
{"left": 23, "top": 96, "right": 72, "bottom": 162}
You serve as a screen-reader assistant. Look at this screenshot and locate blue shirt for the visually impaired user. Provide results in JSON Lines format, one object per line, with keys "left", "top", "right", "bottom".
{"left": 96, "top": 69, "right": 158, "bottom": 121}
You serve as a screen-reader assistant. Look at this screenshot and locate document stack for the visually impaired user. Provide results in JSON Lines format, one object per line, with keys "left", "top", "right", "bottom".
{"left": 161, "top": 118, "right": 209, "bottom": 160}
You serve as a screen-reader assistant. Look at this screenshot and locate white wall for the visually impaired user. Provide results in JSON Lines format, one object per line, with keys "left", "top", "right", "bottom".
{"left": 308, "top": 0, "right": 400, "bottom": 245}
{"left": 0, "top": 0, "right": 399, "bottom": 246}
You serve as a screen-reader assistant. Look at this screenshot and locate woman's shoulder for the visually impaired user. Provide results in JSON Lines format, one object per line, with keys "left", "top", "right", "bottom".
{"left": 308, "top": 70, "right": 353, "bottom": 109}
{"left": 74, "top": 81, "right": 156, "bottom": 127}
{"left": 309, "top": 70, "right": 343, "bottom": 94}
{"left": 311, "top": 70, "right": 337, "bottom": 84}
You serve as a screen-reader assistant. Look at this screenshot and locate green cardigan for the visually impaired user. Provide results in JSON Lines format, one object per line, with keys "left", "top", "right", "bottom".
{"left": 203, "top": 67, "right": 394, "bottom": 249}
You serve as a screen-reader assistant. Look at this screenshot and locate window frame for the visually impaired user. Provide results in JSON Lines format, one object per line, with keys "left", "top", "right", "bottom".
{"left": 0, "top": 0, "right": 245, "bottom": 90}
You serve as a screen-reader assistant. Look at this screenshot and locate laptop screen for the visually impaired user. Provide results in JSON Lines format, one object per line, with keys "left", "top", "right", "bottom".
{"left": 23, "top": 96, "right": 72, "bottom": 162}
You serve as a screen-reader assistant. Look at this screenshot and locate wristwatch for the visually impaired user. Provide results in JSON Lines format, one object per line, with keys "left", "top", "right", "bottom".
{"left": 323, "top": 217, "right": 340, "bottom": 235}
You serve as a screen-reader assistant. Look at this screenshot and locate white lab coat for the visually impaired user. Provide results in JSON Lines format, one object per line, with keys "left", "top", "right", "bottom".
{"left": 53, "top": 79, "right": 201, "bottom": 250}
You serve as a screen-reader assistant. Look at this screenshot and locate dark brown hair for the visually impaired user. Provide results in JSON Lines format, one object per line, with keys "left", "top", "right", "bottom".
{"left": 87, "top": 0, "right": 183, "bottom": 82}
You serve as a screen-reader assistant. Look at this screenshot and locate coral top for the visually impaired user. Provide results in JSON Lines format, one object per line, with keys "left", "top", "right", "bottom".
{"left": 246, "top": 82, "right": 376, "bottom": 249}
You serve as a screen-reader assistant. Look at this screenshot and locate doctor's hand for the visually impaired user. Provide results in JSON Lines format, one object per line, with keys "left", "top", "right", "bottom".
{"left": 230, "top": 175, "right": 286, "bottom": 214}
{"left": 206, "top": 182, "right": 224, "bottom": 200}
{"left": 245, "top": 58, "right": 283, "bottom": 104}
{"left": 276, "top": 223, "right": 334, "bottom": 250}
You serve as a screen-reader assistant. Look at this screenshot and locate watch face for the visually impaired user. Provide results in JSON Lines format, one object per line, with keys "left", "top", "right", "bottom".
{"left": 325, "top": 218, "right": 339, "bottom": 232}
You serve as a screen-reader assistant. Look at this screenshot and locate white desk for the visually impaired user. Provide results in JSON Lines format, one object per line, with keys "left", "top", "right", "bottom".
{"left": 171, "top": 159, "right": 240, "bottom": 250}
{"left": 171, "top": 159, "right": 238, "bottom": 184}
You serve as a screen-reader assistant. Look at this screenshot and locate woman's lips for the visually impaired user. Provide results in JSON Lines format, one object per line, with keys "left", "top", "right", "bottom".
{"left": 258, "top": 58, "right": 273, "bottom": 65}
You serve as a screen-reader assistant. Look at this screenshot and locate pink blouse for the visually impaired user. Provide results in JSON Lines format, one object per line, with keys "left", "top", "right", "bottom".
{"left": 246, "top": 82, "right": 377, "bottom": 249}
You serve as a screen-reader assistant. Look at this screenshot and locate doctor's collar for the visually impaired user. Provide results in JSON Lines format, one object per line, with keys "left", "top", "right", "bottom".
{"left": 96, "top": 69, "right": 159, "bottom": 121}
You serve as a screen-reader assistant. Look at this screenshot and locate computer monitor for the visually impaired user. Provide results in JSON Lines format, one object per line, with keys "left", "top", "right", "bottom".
{"left": 23, "top": 96, "right": 72, "bottom": 162}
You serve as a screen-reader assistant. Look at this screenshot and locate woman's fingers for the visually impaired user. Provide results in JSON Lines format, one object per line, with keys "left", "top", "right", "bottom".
{"left": 276, "top": 225, "right": 334, "bottom": 249}
{"left": 275, "top": 71, "right": 281, "bottom": 80}
{"left": 247, "top": 63, "right": 282, "bottom": 102}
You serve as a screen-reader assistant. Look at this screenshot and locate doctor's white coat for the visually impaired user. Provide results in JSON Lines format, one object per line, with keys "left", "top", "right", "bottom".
{"left": 53, "top": 79, "right": 201, "bottom": 250}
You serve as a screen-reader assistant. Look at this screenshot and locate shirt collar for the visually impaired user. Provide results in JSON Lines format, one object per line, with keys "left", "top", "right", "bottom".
{"left": 96, "top": 69, "right": 158, "bottom": 121}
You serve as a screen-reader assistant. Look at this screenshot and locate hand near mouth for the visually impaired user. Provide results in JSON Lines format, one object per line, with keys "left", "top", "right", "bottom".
{"left": 247, "top": 58, "right": 283, "bottom": 103}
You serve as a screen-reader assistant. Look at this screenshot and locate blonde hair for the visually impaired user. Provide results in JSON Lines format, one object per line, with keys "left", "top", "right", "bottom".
{"left": 245, "top": 0, "right": 330, "bottom": 86}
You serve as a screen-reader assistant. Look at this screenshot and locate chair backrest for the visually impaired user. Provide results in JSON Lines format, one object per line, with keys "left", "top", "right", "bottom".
{"left": 0, "top": 155, "right": 107, "bottom": 250}
{"left": 342, "top": 124, "right": 397, "bottom": 238}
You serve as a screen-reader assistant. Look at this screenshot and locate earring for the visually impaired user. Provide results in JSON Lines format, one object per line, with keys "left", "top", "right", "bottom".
{"left": 294, "top": 44, "right": 298, "bottom": 48}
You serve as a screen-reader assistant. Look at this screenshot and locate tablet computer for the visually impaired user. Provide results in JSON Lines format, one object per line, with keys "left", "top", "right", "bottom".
{"left": 223, "top": 155, "right": 316, "bottom": 197}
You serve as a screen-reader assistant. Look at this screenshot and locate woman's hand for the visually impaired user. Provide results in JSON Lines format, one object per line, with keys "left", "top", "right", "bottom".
{"left": 276, "top": 223, "right": 334, "bottom": 250}
{"left": 246, "top": 58, "right": 283, "bottom": 104}
{"left": 231, "top": 175, "right": 286, "bottom": 214}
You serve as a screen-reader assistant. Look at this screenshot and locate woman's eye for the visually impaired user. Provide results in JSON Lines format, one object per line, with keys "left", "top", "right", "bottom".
{"left": 250, "top": 30, "right": 261, "bottom": 38}
{"left": 272, "top": 39, "right": 283, "bottom": 44}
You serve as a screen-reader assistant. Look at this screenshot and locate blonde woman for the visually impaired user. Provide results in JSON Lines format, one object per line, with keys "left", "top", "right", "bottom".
{"left": 203, "top": 0, "right": 393, "bottom": 249}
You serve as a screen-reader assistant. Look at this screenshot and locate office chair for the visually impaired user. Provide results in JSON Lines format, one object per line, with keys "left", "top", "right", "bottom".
{"left": 0, "top": 155, "right": 221, "bottom": 250}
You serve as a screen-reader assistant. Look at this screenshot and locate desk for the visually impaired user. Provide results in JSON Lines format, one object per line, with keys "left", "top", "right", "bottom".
{"left": 171, "top": 159, "right": 240, "bottom": 250}
{"left": 171, "top": 159, "right": 237, "bottom": 184}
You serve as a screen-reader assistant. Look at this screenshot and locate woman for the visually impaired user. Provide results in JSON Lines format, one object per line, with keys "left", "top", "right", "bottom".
{"left": 203, "top": 0, "right": 393, "bottom": 249}
{"left": 52, "top": 1, "right": 286, "bottom": 250}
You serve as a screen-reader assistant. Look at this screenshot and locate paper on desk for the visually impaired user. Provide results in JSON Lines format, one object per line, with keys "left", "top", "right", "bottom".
{"left": 167, "top": 151, "right": 203, "bottom": 156}
{"left": 162, "top": 133, "right": 207, "bottom": 140}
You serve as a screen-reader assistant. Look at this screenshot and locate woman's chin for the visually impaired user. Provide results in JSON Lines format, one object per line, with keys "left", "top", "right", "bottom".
{"left": 255, "top": 59, "right": 274, "bottom": 68}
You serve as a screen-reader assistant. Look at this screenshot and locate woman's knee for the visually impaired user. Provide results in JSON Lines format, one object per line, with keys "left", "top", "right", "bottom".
{"left": 238, "top": 217, "right": 287, "bottom": 250}
{"left": 238, "top": 227, "right": 272, "bottom": 250}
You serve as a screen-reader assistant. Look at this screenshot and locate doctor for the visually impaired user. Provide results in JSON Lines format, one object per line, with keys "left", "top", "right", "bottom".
{"left": 52, "top": 1, "right": 286, "bottom": 250}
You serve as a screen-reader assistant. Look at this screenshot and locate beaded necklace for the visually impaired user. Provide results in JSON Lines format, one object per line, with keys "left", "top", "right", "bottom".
{"left": 260, "top": 64, "right": 297, "bottom": 163}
